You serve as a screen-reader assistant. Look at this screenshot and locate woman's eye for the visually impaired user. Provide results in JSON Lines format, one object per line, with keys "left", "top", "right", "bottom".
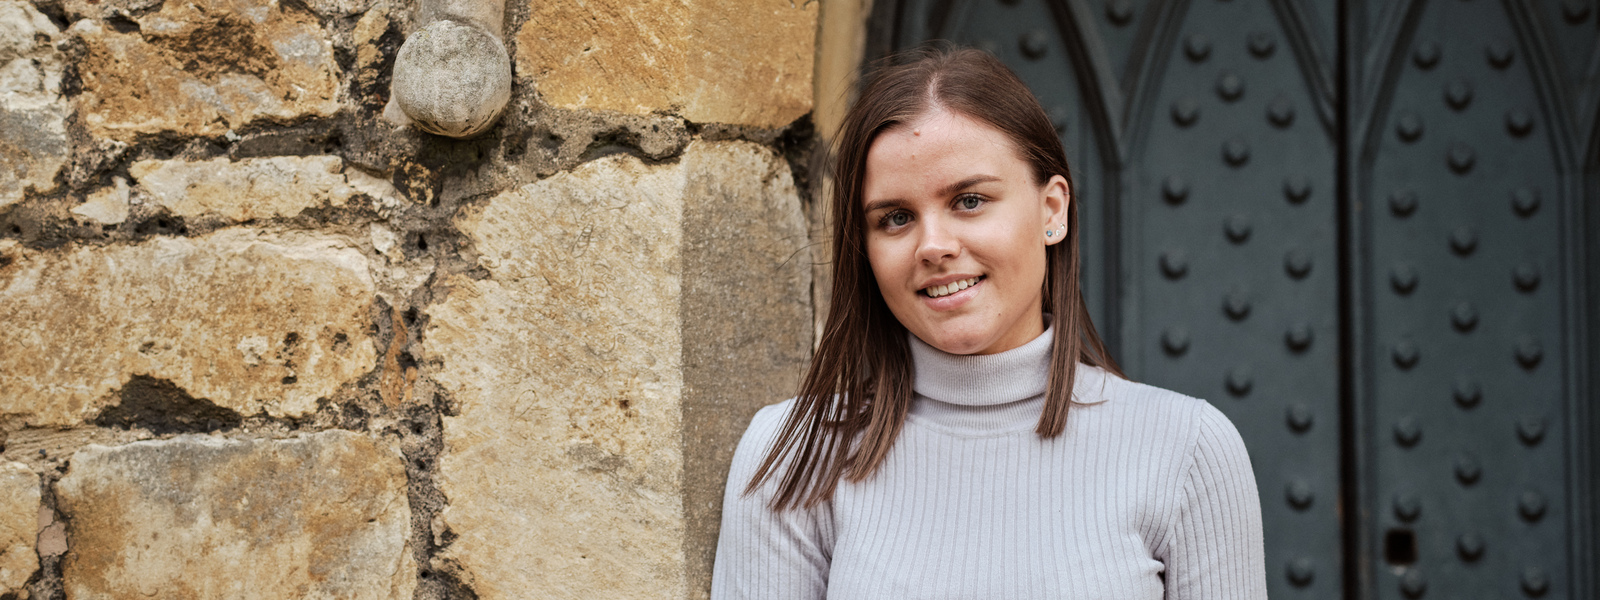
{"left": 887, "top": 212, "right": 912, "bottom": 227}
{"left": 957, "top": 195, "right": 984, "bottom": 210}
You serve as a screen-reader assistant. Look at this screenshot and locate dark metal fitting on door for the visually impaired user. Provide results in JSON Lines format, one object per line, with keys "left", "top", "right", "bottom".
{"left": 1399, "top": 569, "right": 1427, "bottom": 598}
{"left": 1392, "top": 340, "right": 1420, "bottom": 370}
{"left": 1389, "top": 190, "right": 1418, "bottom": 216}
{"left": 1283, "top": 176, "right": 1312, "bottom": 204}
{"left": 1522, "top": 566, "right": 1550, "bottom": 596}
{"left": 1286, "top": 480, "right": 1314, "bottom": 510}
{"left": 1216, "top": 72, "right": 1245, "bottom": 102}
{"left": 1451, "top": 302, "right": 1478, "bottom": 332}
{"left": 1285, "top": 323, "right": 1313, "bottom": 352}
{"left": 1224, "top": 214, "right": 1252, "bottom": 243}
{"left": 1444, "top": 79, "right": 1474, "bottom": 111}
{"left": 1247, "top": 31, "right": 1276, "bottom": 58}
{"left": 1413, "top": 41, "right": 1442, "bottom": 69}
{"left": 1396, "top": 112, "right": 1424, "bottom": 142}
{"left": 1518, "top": 490, "right": 1547, "bottom": 522}
{"left": 1286, "top": 403, "right": 1314, "bottom": 432}
{"left": 1160, "top": 327, "right": 1190, "bottom": 356}
{"left": 1394, "top": 417, "right": 1422, "bottom": 447}
{"left": 1394, "top": 493, "right": 1422, "bottom": 522}
{"left": 1454, "top": 456, "right": 1481, "bottom": 485}
{"left": 1457, "top": 533, "right": 1485, "bottom": 561}
{"left": 1506, "top": 109, "right": 1535, "bottom": 137}
{"left": 1453, "top": 378, "right": 1482, "bottom": 409}
{"left": 1223, "top": 291, "right": 1251, "bottom": 321}
{"left": 1517, "top": 417, "right": 1545, "bottom": 445}
{"left": 1447, "top": 143, "right": 1477, "bottom": 174}
{"left": 1225, "top": 367, "right": 1253, "bottom": 397}
{"left": 1184, "top": 34, "right": 1211, "bottom": 62}
{"left": 1285, "top": 557, "right": 1314, "bottom": 587}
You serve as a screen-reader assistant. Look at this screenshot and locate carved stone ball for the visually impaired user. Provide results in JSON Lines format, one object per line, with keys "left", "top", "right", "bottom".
{"left": 392, "top": 19, "right": 512, "bottom": 138}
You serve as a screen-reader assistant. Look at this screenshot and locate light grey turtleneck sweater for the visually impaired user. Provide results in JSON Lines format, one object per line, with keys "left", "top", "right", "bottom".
{"left": 711, "top": 326, "right": 1267, "bottom": 599}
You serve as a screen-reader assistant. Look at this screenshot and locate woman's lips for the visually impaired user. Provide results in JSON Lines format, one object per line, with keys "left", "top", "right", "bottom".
{"left": 921, "top": 275, "right": 983, "bottom": 298}
{"left": 919, "top": 276, "right": 983, "bottom": 309}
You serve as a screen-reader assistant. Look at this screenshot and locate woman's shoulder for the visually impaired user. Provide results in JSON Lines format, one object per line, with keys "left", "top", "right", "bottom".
{"left": 740, "top": 398, "right": 798, "bottom": 444}
{"left": 728, "top": 398, "right": 802, "bottom": 473}
{"left": 1079, "top": 366, "right": 1246, "bottom": 456}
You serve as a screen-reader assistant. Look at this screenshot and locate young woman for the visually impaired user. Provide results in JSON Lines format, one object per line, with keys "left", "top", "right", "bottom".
{"left": 712, "top": 48, "right": 1266, "bottom": 598}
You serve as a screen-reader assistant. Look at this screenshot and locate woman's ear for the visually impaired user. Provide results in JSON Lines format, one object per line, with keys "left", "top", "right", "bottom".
{"left": 1042, "top": 174, "right": 1071, "bottom": 246}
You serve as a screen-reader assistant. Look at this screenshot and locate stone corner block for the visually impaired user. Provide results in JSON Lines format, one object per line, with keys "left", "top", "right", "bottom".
{"left": 55, "top": 431, "right": 414, "bottom": 600}
{"left": 427, "top": 140, "right": 811, "bottom": 599}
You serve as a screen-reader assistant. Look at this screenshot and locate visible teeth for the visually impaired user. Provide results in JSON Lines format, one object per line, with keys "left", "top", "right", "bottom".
{"left": 925, "top": 277, "right": 980, "bottom": 298}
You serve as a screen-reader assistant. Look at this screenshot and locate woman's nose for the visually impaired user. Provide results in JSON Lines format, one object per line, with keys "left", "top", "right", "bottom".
{"left": 915, "top": 219, "right": 960, "bottom": 263}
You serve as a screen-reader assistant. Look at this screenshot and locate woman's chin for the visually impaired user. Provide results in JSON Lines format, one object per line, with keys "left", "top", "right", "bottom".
{"left": 911, "top": 328, "right": 992, "bottom": 356}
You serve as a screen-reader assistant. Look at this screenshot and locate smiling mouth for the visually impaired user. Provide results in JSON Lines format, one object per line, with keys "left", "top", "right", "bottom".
{"left": 922, "top": 276, "right": 983, "bottom": 298}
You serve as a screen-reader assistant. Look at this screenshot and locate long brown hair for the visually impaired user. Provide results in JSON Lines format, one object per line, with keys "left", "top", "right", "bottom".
{"left": 748, "top": 47, "right": 1123, "bottom": 510}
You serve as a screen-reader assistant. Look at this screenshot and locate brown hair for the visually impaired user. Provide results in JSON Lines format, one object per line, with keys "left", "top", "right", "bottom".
{"left": 748, "top": 47, "right": 1123, "bottom": 510}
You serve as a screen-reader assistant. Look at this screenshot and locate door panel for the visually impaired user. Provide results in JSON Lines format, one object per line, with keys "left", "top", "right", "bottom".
{"left": 1124, "top": 1, "right": 1341, "bottom": 598}
{"left": 1351, "top": 1, "right": 1593, "bottom": 598}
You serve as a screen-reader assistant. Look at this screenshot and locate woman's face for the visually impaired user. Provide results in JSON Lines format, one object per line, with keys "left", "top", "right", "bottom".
{"left": 862, "top": 107, "right": 1070, "bottom": 355}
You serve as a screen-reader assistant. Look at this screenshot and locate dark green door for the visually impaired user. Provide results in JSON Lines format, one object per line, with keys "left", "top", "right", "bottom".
{"left": 873, "top": 1, "right": 1598, "bottom": 598}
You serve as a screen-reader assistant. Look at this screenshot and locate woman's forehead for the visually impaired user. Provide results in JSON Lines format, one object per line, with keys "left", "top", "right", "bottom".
{"left": 863, "top": 109, "right": 1027, "bottom": 195}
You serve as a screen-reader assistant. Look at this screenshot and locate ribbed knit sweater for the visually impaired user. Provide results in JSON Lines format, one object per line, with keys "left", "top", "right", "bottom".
{"left": 711, "top": 326, "right": 1267, "bottom": 599}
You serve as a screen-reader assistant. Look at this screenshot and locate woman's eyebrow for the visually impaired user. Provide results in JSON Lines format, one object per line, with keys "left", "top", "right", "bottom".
{"left": 863, "top": 175, "right": 1003, "bottom": 213}
{"left": 937, "top": 174, "right": 1001, "bottom": 196}
{"left": 863, "top": 198, "right": 904, "bottom": 213}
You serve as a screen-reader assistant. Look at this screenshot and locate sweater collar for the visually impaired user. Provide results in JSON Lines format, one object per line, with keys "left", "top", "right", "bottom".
{"left": 908, "top": 323, "right": 1057, "bottom": 406}
{"left": 906, "top": 321, "right": 1111, "bottom": 436}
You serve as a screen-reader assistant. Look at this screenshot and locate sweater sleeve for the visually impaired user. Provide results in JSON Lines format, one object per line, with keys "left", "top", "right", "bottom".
{"left": 1162, "top": 403, "right": 1268, "bottom": 599}
{"left": 710, "top": 401, "right": 835, "bottom": 600}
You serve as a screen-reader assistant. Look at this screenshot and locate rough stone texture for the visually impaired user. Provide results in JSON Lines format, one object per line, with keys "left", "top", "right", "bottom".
{"left": 428, "top": 141, "right": 810, "bottom": 599}
{"left": 0, "top": 462, "right": 38, "bottom": 595}
{"left": 70, "top": 0, "right": 341, "bottom": 141}
{"left": 130, "top": 156, "right": 400, "bottom": 221}
{"left": 0, "top": 229, "right": 377, "bottom": 426}
{"left": 679, "top": 142, "right": 813, "bottom": 599}
{"left": 55, "top": 431, "right": 414, "bottom": 599}
{"left": 515, "top": 0, "right": 816, "bottom": 128}
{"left": 304, "top": 0, "right": 375, "bottom": 17}
{"left": 0, "top": 0, "right": 69, "bottom": 209}
{"left": 353, "top": 1, "right": 392, "bottom": 90}
{"left": 72, "top": 177, "right": 132, "bottom": 225}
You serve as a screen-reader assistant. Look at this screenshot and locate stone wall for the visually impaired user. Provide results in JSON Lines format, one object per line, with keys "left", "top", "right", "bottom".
{"left": 0, "top": 0, "right": 818, "bottom": 596}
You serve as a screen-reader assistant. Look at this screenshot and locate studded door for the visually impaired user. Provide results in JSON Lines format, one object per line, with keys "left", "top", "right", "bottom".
{"left": 873, "top": 1, "right": 1597, "bottom": 598}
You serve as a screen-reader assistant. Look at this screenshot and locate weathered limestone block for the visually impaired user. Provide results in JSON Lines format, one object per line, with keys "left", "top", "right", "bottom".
{"left": 70, "top": 0, "right": 340, "bottom": 141}
{"left": 0, "top": 229, "right": 377, "bottom": 426}
{"left": 515, "top": 0, "right": 816, "bottom": 128}
{"left": 353, "top": 2, "right": 391, "bottom": 89}
{"left": 0, "top": 462, "right": 38, "bottom": 594}
{"left": 56, "top": 431, "right": 414, "bottom": 599}
{"left": 72, "top": 177, "right": 132, "bottom": 225}
{"left": 428, "top": 141, "right": 811, "bottom": 599}
{"left": 129, "top": 156, "right": 399, "bottom": 221}
{"left": 0, "top": 0, "right": 70, "bottom": 208}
